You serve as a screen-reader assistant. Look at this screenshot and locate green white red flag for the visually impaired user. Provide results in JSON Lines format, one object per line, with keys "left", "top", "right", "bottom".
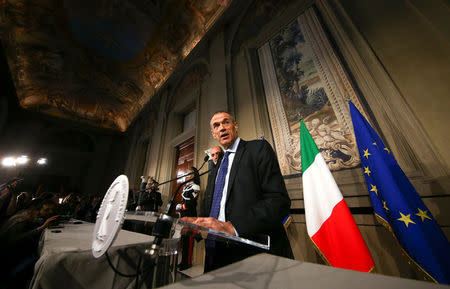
{"left": 301, "top": 120, "right": 374, "bottom": 272}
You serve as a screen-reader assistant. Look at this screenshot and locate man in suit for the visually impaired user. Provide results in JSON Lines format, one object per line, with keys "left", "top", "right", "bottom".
{"left": 210, "top": 146, "right": 223, "bottom": 165}
{"left": 184, "top": 111, "right": 293, "bottom": 272}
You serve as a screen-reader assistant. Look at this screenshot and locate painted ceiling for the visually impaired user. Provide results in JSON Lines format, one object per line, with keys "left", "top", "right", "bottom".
{"left": 0, "top": 0, "right": 232, "bottom": 131}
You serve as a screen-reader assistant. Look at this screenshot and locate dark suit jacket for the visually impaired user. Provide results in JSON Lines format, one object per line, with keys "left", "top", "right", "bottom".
{"left": 200, "top": 139, "right": 293, "bottom": 267}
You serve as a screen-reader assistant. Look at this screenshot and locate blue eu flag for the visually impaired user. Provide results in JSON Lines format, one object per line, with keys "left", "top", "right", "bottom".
{"left": 349, "top": 101, "right": 450, "bottom": 284}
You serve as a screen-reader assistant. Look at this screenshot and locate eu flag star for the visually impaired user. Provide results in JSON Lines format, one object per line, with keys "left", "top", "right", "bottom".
{"left": 384, "top": 147, "right": 390, "bottom": 154}
{"left": 364, "top": 166, "right": 371, "bottom": 176}
{"left": 383, "top": 201, "right": 389, "bottom": 211}
{"left": 369, "top": 184, "right": 378, "bottom": 195}
{"left": 372, "top": 141, "right": 377, "bottom": 146}
{"left": 363, "top": 149, "right": 371, "bottom": 159}
{"left": 397, "top": 212, "right": 416, "bottom": 228}
{"left": 415, "top": 208, "right": 432, "bottom": 222}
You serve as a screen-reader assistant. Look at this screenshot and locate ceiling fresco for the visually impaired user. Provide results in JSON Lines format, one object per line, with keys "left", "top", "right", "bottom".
{"left": 0, "top": 0, "right": 232, "bottom": 131}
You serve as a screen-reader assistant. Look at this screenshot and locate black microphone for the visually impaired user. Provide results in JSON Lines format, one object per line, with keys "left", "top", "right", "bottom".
{"left": 146, "top": 214, "right": 173, "bottom": 259}
{"left": 158, "top": 154, "right": 209, "bottom": 186}
{"left": 191, "top": 167, "right": 200, "bottom": 185}
{"left": 198, "top": 154, "right": 210, "bottom": 171}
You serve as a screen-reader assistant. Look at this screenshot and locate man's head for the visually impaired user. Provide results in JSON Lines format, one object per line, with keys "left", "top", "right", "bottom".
{"left": 210, "top": 146, "right": 223, "bottom": 164}
{"left": 210, "top": 111, "right": 238, "bottom": 150}
{"left": 39, "top": 201, "right": 56, "bottom": 218}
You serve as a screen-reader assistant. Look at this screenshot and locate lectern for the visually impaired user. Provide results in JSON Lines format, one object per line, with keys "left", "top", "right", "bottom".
{"left": 92, "top": 175, "right": 269, "bottom": 288}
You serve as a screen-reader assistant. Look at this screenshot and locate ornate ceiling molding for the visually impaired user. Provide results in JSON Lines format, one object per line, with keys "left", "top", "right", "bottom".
{"left": 0, "top": 0, "right": 232, "bottom": 131}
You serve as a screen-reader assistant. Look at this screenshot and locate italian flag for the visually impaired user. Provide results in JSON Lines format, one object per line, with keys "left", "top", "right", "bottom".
{"left": 301, "top": 120, "right": 374, "bottom": 272}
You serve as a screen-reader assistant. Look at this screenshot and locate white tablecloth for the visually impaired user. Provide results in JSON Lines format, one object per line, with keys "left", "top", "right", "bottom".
{"left": 30, "top": 221, "right": 154, "bottom": 289}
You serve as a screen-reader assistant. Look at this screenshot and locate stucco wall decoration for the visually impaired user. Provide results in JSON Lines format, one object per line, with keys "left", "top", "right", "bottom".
{"left": 0, "top": 0, "right": 232, "bottom": 131}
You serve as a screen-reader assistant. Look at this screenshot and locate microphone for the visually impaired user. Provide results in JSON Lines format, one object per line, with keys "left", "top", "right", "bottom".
{"left": 191, "top": 167, "right": 200, "bottom": 185}
{"left": 148, "top": 159, "right": 211, "bottom": 259}
{"left": 198, "top": 155, "right": 210, "bottom": 171}
{"left": 146, "top": 214, "right": 173, "bottom": 258}
{"left": 157, "top": 154, "right": 209, "bottom": 186}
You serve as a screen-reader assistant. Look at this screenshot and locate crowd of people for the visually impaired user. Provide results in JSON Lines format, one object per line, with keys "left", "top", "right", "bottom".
{"left": 0, "top": 179, "right": 102, "bottom": 289}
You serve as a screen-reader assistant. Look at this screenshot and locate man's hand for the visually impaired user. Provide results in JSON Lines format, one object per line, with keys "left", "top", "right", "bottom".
{"left": 39, "top": 215, "right": 60, "bottom": 230}
{"left": 181, "top": 217, "right": 236, "bottom": 236}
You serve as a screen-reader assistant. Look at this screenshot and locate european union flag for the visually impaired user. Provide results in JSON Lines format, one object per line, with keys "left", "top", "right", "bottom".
{"left": 349, "top": 101, "right": 450, "bottom": 284}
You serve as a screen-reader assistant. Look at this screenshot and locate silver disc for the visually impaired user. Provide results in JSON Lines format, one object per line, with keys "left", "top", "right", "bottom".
{"left": 92, "top": 175, "right": 129, "bottom": 258}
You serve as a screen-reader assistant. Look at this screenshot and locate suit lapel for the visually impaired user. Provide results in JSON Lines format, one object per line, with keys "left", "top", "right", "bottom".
{"left": 225, "top": 140, "right": 246, "bottom": 203}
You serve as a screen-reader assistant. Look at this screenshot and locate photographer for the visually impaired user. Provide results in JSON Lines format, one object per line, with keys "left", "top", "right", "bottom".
{"left": 137, "top": 177, "right": 162, "bottom": 212}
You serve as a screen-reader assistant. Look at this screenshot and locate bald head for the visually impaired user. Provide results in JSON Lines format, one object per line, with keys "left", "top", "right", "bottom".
{"left": 210, "top": 146, "right": 223, "bottom": 164}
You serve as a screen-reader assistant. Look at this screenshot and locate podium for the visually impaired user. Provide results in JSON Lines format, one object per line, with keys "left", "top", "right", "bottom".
{"left": 91, "top": 175, "right": 269, "bottom": 288}
{"left": 122, "top": 211, "right": 270, "bottom": 288}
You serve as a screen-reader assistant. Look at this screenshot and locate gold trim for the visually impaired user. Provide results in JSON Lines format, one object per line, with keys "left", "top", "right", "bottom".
{"left": 308, "top": 236, "right": 375, "bottom": 272}
{"left": 374, "top": 213, "right": 438, "bottom": 283}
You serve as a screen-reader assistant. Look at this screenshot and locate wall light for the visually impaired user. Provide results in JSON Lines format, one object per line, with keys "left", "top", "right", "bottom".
{"left": 1, "top": 155, "right": 48, "bottom": 168}
{"left": 2, "top": 157, "right": 16, "bottom": 167}
{"left": 16, "top": 155, "right": 29, "bottom": 165}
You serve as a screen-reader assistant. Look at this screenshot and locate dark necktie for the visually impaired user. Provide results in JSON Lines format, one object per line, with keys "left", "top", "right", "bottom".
{"left": 206, "top": 151, "right": 230, "bottom": 248}
{"left": 209, "top": 151, "right": 230, "bottom": 219}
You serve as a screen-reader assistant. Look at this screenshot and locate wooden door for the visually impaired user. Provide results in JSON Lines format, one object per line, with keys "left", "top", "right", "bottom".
{"left": 171, "top": 137, "right": 194, "bottom": 216}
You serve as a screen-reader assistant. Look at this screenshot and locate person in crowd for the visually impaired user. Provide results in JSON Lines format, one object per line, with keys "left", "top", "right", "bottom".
{"left": 137, "top": 178, "right": 163, "bottom": 212}
{"left": 183, "top": 111, "right": 293, "bottom": 272}
{"left": 177, "top": 182, "right": 201, "bottom": 270}
{"left": 75, "top": 196, "right": 90, "bottom": 220}
{"left": 210, "top": 145, "right": 223, "bottom": 165}
{"left": 177, "top": 182, "right": 200, "bottom": 218}
{"left": 0, "top": 199, "right": 59, "bottom": 288}
{"left": 88, "top": 196, "right": 101, "bottom": 222}
{"left": 0, "top": 178, "right": 25, "bottom": 226}
{"left": 15, "top": 191, "right": 32, "bottom": 212}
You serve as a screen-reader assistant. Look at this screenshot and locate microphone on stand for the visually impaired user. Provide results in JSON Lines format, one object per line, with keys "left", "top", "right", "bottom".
{"left": 191, "top": 167, "right": 200, "bottom": 185}
{"left": 147, "top": 154, "right": 211, "bottom": 258}
{"left": 157, "top": 154, "right": 209, "bottom": 187}
{"left": 198, "top": 155, "right": 210, "bottom": 171}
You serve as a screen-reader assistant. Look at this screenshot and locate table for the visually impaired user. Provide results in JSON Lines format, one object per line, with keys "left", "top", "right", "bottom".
{"left": 160, "top": 253, "right": 448, "bottom": 289}
{"left": 30, "top": 221, "right": 154, "bottom": 289}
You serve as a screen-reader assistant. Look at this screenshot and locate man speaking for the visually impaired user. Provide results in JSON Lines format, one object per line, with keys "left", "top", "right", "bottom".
{"left": 183, "top": 111, "right": 293, "bottom": 272}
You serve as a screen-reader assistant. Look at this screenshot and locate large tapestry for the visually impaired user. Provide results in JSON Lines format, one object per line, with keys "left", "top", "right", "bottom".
{"left": 258, "top": 8, "right": 367, "bottom": 176}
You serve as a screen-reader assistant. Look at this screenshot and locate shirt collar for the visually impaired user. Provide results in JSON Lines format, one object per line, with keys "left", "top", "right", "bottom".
{"left": 226, "top": 137, "right": 240, "bottom": 153}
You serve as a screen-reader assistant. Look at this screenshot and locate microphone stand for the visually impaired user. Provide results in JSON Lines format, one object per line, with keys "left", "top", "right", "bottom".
{"left": 136, "top": 155, "right": 211, "bottom": 288}
{"left": 146, "top": 169, "right": 211, "bottom": 258}
{"left": 157, "top": 155, "right": 209, "bottom": 186}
